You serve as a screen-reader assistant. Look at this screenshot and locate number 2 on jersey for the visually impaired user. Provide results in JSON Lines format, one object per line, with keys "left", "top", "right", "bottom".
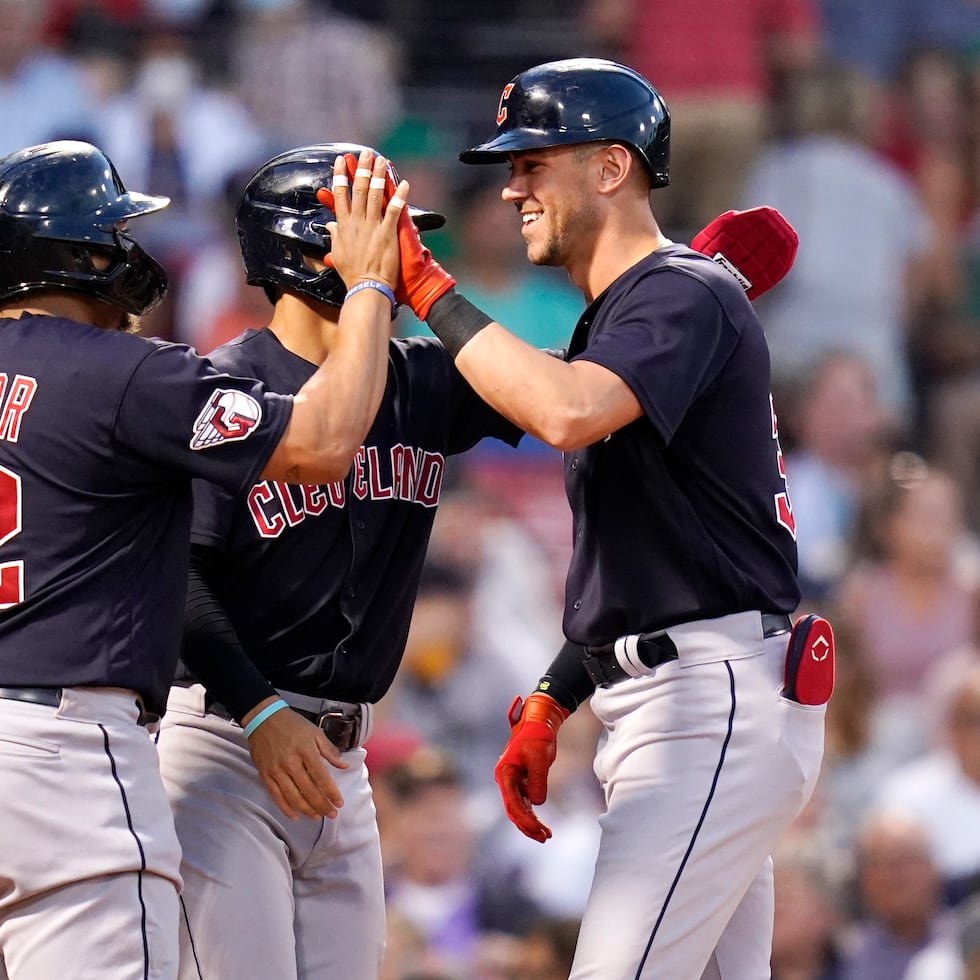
{"left": 0, "top": 465, "right": 24, "bottom": 609}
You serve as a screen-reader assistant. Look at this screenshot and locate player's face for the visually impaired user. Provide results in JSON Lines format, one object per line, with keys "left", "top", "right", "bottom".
{"left": 502, "top": 147, "right": 600, "bottom": 269}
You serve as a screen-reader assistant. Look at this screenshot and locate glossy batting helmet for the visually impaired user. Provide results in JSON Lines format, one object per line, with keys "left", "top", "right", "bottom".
{"left": 0, "top": 141, "right": 169, "bottom": 315}
{"left": 236, "top": 143, "right": 446, "bottom": 307}
{"left": 460, "top": 58, "right": 670, "bottom": 187}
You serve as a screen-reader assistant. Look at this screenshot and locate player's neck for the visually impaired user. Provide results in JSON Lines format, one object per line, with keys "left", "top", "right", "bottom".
{"left": 0, "top": 294, "right": 130, "bottom": 331}
{"left": 564, "top": 198, "right": 669, "bottom": 303}
{"left": 267, "top": 290, "right": 342, "bottom": 365}
{"left": 573, "top": 226, "right": 671, "bottom": 303}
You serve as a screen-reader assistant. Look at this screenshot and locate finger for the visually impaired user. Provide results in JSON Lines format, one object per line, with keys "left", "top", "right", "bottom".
{"left": 526, "top": 768, "right": 549, "bottom": 805}
{"left": 383, "top": 179, "right": 410, "bottom": 231}
{"left": 284, "top": 748, "right": 344, "bottom": 815}
{"left": 315, "top": 186, "right": 335, "bottom": 211}
{"left": 329, "top": 154, "right": 350, "bottom": 222}
{"left": 366, "top": 154, "right": 389, "bottom": 215}
{"left": 350, "top": 148, "right": 375, "bottom": 214}
{"left": 383, "top": 160, "right": 399, "bottom": 202}
{"left": 316, "top": 731, "right": 351, "bottom": 772}
{"left": 501, "top": 780, "right": 551, "bottom": 842}
{"left": 498, "top": 765, "right": 550, "bottom": 841}
{"left": 280, "top": 765, "right": 335, "bottom": 820}
{"left": 263, "top": 772, "right": 300, "bottom": 822}
{"left": 512, "top": 797, "right": 552, "bottom": 842}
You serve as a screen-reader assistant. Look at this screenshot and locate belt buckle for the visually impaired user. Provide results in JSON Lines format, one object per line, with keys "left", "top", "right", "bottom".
{"left": 317, "top": 707, "right": 358, "bottom": 751}
{"left": 582, "top": 653, "right": 618, "bottom": 688}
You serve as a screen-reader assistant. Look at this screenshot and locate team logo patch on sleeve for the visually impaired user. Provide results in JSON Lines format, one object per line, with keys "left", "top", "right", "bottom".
{"left": 190, "top": 388, "right": 263, "bottom": 450}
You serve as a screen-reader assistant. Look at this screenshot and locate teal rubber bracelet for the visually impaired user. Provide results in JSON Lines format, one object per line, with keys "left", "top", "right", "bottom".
{"left": 345, "top": 280, "right": 396, "bottom": 307}
{"left": 242, "top": 698, "right": 289, "bottom": 738}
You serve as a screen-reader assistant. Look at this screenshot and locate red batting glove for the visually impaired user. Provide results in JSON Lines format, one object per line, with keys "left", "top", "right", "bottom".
{"left": 315, "top": 185, "right": 338, "bottom": 269}
{"left": 494, "top": 692, "right": 570, "bottom": 843}
{"left": 691, "top": 206, "right": 799, "bottom": 300}
{"left": 315, "top": 154, "right": 369, "bottom": 270}
{"left": 394, "top": 203, "right": 455, "bottom": 320}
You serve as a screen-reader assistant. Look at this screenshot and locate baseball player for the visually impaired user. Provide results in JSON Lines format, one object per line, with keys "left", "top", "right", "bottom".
{"left": 0, "top": 140, "right": 405, "bottom": 979}
{"left": 154, "top": 143, "right": 525, "bottom": 980}
{"left": 156, "top": 141, "right": 806, "bottom": 980}
{"left": 382, "top": 59, "right": 836, "bottom": 979}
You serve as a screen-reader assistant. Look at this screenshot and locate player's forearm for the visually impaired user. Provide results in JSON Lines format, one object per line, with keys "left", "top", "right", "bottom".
{"left": 263, "top": 291, "right": 390, "bottom": 484}
{"left": 183, "top": 549, "right": 277, "bottom": 721}
{"left": 536, "top": 640, "right": 596, "bottom": 713}
{"left": 453, "top": 322, "right": 639, "bottom": 450}
{"left": 452, "top": 324, "right": 577, "bottom": 447}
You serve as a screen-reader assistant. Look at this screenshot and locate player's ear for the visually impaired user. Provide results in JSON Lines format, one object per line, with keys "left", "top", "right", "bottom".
{"left": 595, "top": 143, "right": 633, "bottom": 195}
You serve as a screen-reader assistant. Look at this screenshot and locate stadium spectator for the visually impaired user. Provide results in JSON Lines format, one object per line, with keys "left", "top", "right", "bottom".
{"left": 834, "top": 458, "right": 977, "bottom": 761}
{"left": 740, "top": 59, "right": 932, "bottom": 425}
{"left": 876, "top": 663, "right": 980, "bottom": 903}
{"left": 839, "top": 810, "right": 959, "bottom": 980}
{"left": 581, "top": 0, "right": 820, "bottom": 238}
{"left": 0, "top": 0, "right": 100, "bottom": 156}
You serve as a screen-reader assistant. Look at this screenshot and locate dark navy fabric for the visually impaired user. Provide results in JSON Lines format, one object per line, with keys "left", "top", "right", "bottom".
{"left": 562, "top": 245, "right": 800, "bottom": 646}
{"left": 180, "top": 328, "right": 521, "bottom": 705}
{"left": 0, "top": 314, "right": 291, "bottom": 713}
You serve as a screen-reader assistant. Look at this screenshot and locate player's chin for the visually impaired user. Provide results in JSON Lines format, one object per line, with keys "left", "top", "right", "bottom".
{"left": 525, "top": 243, "right": 560, "bottom": 268}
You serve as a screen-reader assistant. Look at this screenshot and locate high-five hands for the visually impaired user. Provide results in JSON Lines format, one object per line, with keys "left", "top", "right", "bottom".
{"left": 321, "top": 151, "right": 455, "bottom": 320}
{"left": 316, "top": 148, "right": 406, "bottom": 297}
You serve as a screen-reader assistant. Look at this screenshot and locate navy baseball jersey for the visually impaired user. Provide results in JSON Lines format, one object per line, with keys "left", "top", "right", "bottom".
{"left": 0, "top": 314, "right": 292, "bottom": 714}
{"left": 563, "top": 245, "right": 800, "bottom": 646}
{"left": 178, "top": 328, "right": 521, "bottom": 707}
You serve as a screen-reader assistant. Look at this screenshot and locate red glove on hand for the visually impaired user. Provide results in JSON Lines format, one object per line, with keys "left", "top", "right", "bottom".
{"left": 394, "top": 203, "right": 455, "bottom": 320}
{"left": 691, "top": 206, "right": 799, "bottom": 300}
{"left": 494, "top": 692, "right": 570, "bottom": 843}
{"left": 318, "top": 151, "right": 455, "bottom": 318}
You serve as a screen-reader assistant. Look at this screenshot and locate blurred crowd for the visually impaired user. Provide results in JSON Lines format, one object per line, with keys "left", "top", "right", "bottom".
{"left": 11, "top": 0, "right": 980, "bottom": 976}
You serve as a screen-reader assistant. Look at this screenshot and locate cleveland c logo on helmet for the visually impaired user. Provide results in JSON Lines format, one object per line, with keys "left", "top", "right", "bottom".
{"left": 496, "top": 84, "right": 515, "bottom": 125}
{"left": 190, "top": 389, "right": 262, "bottom": 450}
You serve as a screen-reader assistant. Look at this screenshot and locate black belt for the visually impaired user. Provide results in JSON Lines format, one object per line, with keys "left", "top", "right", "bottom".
{"left": 206, "top": 697, "right": 365, "bottom": 752}
{"left": 582, "top": 613, "right": 793, "bottom": 688}
{"left": 0, "top": 686, "right": 157, "bottom": 726}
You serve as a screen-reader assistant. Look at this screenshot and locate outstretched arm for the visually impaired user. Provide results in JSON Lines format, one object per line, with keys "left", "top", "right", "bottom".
{"left": 394, "top": 204, "right": 799, "bottom": 450}
{"left": 261, "top": 149, "right": 404, "bottom": 484}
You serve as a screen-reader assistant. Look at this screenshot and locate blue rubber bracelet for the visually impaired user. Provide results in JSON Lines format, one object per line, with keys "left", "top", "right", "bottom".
{"left": 345, "top": 280, "right": 396, "bottom": 307}
{"left": 242, "top": 698, "right": 289, "bottom": 738}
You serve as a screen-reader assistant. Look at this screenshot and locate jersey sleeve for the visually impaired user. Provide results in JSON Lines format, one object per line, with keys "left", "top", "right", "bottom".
{"left": 114, "top": 342, "right": 293, "bottom": 497}
{"left": 444, "top": 355, "right": 524, "bottom": 454}
{"left": 190, "top": 477, "right": 237, "bottom": 549}
{"left": 573, "top": 272, "right": 741, "bottom": 443}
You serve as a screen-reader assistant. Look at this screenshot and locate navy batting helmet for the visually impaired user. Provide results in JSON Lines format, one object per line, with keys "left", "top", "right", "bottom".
{"left": 0, "top": 141, "right": 169, "bottom": 315}
{"left": 237, "top": 143, "right": 446, "bottom": 307}
{"left": 460, "top": 58, "right": 670, "bottom": 187}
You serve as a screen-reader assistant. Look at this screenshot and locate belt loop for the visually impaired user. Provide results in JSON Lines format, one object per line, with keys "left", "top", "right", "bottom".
{"left": 357, "top": 702, "right": 373, "bottom": 747}
{"left": 614, "top": 634, "right": 648, "bottom": 679}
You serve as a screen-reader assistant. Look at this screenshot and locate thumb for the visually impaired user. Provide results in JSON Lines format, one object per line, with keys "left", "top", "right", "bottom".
{"left": 316, "top": 186, "right": 335, "bottom": 210}
{"left": 523, "top": 741, "right": 553, "bottom": 805}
